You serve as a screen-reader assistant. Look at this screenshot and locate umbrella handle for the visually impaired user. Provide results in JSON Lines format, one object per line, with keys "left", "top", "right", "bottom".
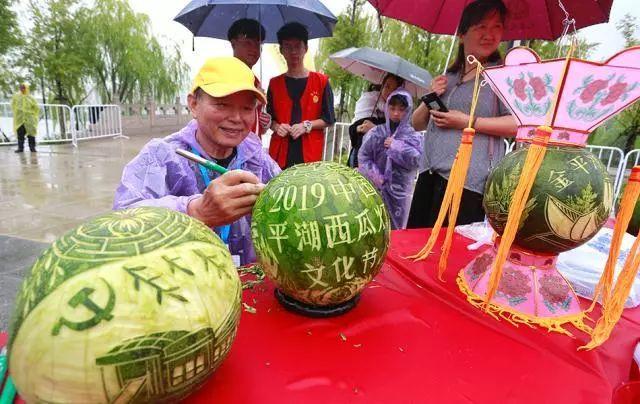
{"left": 442, "top": 27, "right": 459, "bottom": 75}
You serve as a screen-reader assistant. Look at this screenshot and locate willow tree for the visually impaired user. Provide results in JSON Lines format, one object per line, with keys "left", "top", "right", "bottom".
{"left": 0, "top": 0, "right": 21, "bottom": 96}
{"left": 315, "top": 0, "right": 372, "bottom": 122}
{"left": 21, "top": 0, "right": 94, "bottom": 105}
{"left": 85, "top": 0, "right": 188, "bottom": 104}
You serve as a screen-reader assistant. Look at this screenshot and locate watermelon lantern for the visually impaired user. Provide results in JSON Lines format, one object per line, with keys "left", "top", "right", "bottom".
{"left": 8, "top": 207, "right": 241, "bottom": 403}
{"left": 251, "top": 162, "right": 390, "bottom": 316}
{"left": 484, "top": 146, "right": 613, "bottom": 254}
{"left": 456, "top": 46, "right": 640, "bottom": 335}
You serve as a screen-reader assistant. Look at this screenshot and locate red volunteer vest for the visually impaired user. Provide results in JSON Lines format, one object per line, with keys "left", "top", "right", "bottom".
{"left": 254, "top": 76, "right": 266, "bottom": 138}
{"left": 268, "top": 72, "right": 328, "bottom": 168}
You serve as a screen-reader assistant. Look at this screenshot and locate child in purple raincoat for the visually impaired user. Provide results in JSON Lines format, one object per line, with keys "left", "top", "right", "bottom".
{"left": 113, "top": 57, "right": 281, "bottom": 265}
{"left": 358, "top": 89, "right": 423, "bottom": 230}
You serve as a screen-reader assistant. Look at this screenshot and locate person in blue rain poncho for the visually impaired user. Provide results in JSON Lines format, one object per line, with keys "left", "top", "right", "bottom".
{"left": 358, "top": 89, "right": 423, "bottom": 230}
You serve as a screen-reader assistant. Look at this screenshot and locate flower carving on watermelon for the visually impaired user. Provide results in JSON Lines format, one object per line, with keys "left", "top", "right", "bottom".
{"left": 506, "top": 72, "right": 553, "bottom": 117}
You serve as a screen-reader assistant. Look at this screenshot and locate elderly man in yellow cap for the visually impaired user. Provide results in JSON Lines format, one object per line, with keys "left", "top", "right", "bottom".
{"left": 114, "top": 57, "right": 281, "bottom": 265}
{"left": 11, "top": 83, "right": 40, "bottom": 153}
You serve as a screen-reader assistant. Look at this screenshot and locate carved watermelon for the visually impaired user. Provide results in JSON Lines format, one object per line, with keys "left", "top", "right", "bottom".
{"left": 484, "top": 145, "right": 613, "bottom": 254}
{"left": 251, "top": 162, "right": 390, "bottom": 306}
{"left": 8, "top": 207, "right": 241, "bottom": 404}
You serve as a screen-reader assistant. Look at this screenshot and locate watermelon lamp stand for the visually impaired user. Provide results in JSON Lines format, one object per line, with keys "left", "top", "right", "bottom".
{"left": 274, "top": 289, "right": 360, "bottom": 318}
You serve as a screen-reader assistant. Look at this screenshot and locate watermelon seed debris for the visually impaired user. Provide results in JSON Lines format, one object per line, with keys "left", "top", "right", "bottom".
{"left": 242, "top": 303, "right": 257, "bottom": 314}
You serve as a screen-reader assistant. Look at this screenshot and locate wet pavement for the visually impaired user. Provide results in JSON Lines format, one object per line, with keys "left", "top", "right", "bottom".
{"left": 0, "top": 131, "right": 161, "bottom": 331}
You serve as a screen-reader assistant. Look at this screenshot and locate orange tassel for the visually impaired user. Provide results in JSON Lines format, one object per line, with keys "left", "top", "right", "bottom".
{"left": 580, "top": 167, "right": 640, "bottom": 350}
{"left": 588, "top": 166, "right": 640, "bottom": 312}
{"left": 409, "top": 60, "right": 483, "bottom": 280}
{"left": 408, "top": 129, "right": 475, "bottom": 280}
{"left": 484, "top": 127, "right": 551, "bottom": 304}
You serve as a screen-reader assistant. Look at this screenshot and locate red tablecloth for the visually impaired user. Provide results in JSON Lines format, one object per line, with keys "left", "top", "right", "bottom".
{"left": 3, "top": 230, "right": 640, "bottom": 403}
{"left": 186, "top": 229, "right": 640, "bottom": 403}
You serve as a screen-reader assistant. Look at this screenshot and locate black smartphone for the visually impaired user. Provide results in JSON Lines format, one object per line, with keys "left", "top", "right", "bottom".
{"left": 420, "top": 92, "right": 449, "bottom": 112}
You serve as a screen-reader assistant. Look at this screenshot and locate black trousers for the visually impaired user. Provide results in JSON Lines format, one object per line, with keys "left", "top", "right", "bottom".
{"left": 16, "top": 125, "right": 36, "bottom": 151}
{"left": 407, "top": 170, "right": 485, "bottom": 229}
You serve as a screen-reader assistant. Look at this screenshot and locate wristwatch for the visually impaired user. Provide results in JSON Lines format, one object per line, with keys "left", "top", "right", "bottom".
{"left": 303, "top": 120, "right": 313, "bottom": 133}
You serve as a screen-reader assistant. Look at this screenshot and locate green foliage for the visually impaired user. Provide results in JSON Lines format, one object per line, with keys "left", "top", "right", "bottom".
{"left": 376, "top": 18, "right": 452, "bottom": 74}
{"left": 315, "top": 0, "right": 371, "bottom": 121}
{"left": 85, "top": 0, "right": 189, "bottom": 103}
{"left": 617, "top": 14, "right": 640, "bottom": 48}
{"left": 527, "top": 36, "right": 598, "bottom": 60}
{"left": 11, "top": 0, "right": 187, "bottom": 105}
{"left": 0, "top": 0, "right": 21, "bottom": 96}
{"left": 0, "top": 0, "right": 20, "bottom": 54}
{"left": 21, "top": 0, "right": 94, "bottom": 105}
{"left": 588, "top": 14, "right": 640, "bottom": 151}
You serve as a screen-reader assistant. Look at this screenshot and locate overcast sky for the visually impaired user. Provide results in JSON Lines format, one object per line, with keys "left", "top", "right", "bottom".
{"left": 128, "top": 0, "right": 640, "bottom": 93}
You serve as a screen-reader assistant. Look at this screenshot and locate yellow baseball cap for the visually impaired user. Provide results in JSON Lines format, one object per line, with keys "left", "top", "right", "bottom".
{"left": 191, "top": 57, "right": 266, "bottom": 104}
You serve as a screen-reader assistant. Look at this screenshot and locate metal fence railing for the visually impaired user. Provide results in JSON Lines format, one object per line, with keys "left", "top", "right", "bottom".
{"left": 615, "top": 148, "right": 640, "bottom": 202}
{"left": 586, "top": 145, "right": 625, "bottom": 200}
{"left": 0, "top": 102, "right": 73, "bottom": 144}
{"left": 322, "top": 122, "right": 350, "bottom": 164}
{"left": 71, "top": 105, "right": 124, "bottom": 147}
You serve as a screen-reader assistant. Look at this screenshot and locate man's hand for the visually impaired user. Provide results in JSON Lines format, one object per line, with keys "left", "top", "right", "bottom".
{"left": 430, "top": 109, "right": 469, "bottom": 130}
{"left": 357, "top": 120, "right": 375, "bottom": 134}
{"left": 258, "top": 112, "right": 271, "bottom": 131}
{"left": 384, "top": 137, "right": 394, "bottom": 148}
{"left": 431, "top": 75, "right": 448, "bottom": 96}
{"left": 290, "top": 123, "right": 307, "bottom": 139}
{"left": 275, "top": 123, "right": 291, "bottom": 137}
{"left": 187, "top": 170, "right": 265, "bottom": 228}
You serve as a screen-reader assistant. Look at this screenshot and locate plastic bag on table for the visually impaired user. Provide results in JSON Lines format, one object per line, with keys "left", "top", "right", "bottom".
{"left": 557, "top": 227, "right": 640, "bottom": 308}
{"left": 454, "top": 218, "right": 494, "bottom": 250}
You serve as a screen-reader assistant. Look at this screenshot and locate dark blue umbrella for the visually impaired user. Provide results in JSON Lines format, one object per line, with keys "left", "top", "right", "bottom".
{"left": 174, "top": 0, "right": 337, "bottom": 43}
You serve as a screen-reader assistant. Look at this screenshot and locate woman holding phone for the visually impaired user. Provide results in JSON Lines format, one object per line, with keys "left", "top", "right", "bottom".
{"left": 407, "top": 0, "right": 517, "bottom": 228}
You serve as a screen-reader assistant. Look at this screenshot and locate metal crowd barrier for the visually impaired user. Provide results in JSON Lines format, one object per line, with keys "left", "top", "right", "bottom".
{"left": 615, "top": 148, "right": 640, "bottom": 203}
{"left": 586, "top": 145, "right": 625, "bottom": 201}
{"left": 71, "top": 104, "right": 125, "bottom": 147}
{"left": 0, "top": 103, "right": 73, "bottom": 144}
{"left": 322, "top": 122, "right": 350, "bottom": 164}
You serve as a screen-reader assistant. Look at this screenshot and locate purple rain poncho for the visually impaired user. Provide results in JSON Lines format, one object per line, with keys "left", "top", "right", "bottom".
{"left": 113, "top": 119, "right": 281, "bottom": 265}
{"left": 358, "top": 89, "right": 423, "bottom": 230}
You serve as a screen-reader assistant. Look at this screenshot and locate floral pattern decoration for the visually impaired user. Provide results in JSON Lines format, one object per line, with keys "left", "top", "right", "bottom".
{"left": 496, "top": 267, "right": 532, "bottom": 306}
{"left": 539, "top": 273, "right": 572, "bottom": 313}
{"left": 506, "top": 72, "right": 554, "bottom": 117}
{"left": 568, "top": 74, "right": 639, "bottom": 122}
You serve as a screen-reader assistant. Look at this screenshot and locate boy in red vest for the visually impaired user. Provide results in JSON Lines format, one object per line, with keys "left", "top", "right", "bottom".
{"left": 267, "top": 22, "right": 335, "bottom": 169}
{"left": 228, "top": 19, "right": 271, "bottom": 137}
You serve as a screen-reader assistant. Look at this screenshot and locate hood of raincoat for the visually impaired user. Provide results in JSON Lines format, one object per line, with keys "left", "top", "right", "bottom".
{"left": 383, "top": 89, "right": 413, "bottom": 136}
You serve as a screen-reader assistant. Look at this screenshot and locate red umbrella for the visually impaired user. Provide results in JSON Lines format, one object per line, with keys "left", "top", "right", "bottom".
{"left": 367, "top": 0, "right": 613, "bottom": 40}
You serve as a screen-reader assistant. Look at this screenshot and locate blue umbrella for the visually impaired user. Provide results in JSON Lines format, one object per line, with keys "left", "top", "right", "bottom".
{"left": 174, "top": 0, "right": 337, "bottom": 43}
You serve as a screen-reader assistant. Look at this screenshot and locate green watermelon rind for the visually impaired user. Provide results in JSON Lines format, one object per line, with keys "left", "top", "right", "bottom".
{"left": 483, "top": 145, "right": 612, "bottom": 254}
{"left": 8, "top": 207, "right": 225, "bottom": 351}
{"left": 251, "top": 162, "right": 390, "bottom": 306}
